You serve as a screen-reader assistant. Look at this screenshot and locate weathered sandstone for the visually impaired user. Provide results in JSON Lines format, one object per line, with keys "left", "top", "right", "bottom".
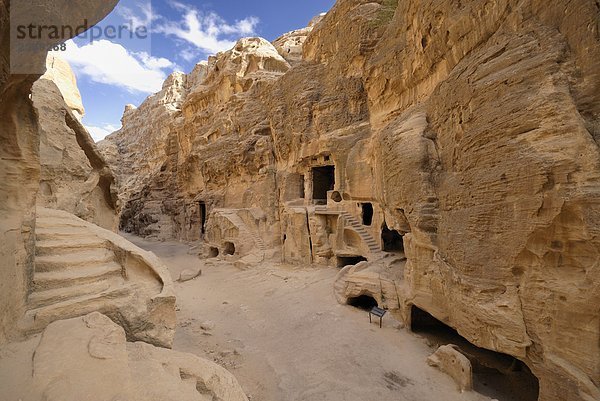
{"left": 12, "top": 312, "right": 248, "bottom": 401}
{"left": 33, "top": 57, "right": 118, "bottom": 230}
{"left": 0, "top": 0, "right": 119, "bottom": 345}
{"left": 101, "top": 1, "right": 600, "bottom": 400}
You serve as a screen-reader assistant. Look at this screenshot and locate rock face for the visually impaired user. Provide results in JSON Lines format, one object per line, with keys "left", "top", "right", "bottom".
{"left": 0, "top": 0, "right": 119, "bottom": 345}
{"left": 102, "top": 1, "right": 600, "bottom": 400}
{"left": 33, "top": 57, "right": 119, "bottom": 230}
{"left": 24, "top": 207, "right": 176, "bottom": 348}
{"left": 26, "top": 313, "right": 248, "bottom": 401}
{"left": 427, "top": 344, "right": 473, "bottom": 392}
{"left": 100, "top": 37, "right": 290, "bottom": 243}
{"left": 42, "top": 54, "right": 85, "bottom": 119}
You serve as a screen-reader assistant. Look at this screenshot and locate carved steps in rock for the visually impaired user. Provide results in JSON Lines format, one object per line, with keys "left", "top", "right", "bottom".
{"left": 33, "top": 261, "right": 123, "bottom": 292}
{"left": 22, "top": 284, "right": 133, "bottom": 336}
{"left": 35, "top": 237, "right": 110, "bottom": 256}
{"left": 223, "top": 212, "right": 267, "bottom": 253}
{"left": 27, "top": 278, "right": 115, "bottom": 309}
{"left": 24, "top": 208, "right": 132, "bottom": 336}
{"left": 339, "top": 211, "right": 380, "bottom": 253}
{"left": 35, "top": 248, "right": 115, "bottom": 272}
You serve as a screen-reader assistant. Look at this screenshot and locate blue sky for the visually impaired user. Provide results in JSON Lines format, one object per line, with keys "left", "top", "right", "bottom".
{"left": 53, "top": 0, "right": 335, "bottom": 141}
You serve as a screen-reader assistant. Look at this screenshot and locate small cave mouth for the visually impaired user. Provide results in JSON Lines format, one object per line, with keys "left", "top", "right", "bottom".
{"left": 208, "top": 247, "right": 219, "bottom": 258}
{"left": 348, "top": 295, "right": 378, "bottom": 311}
{"left": 382, "top": 222, "right": 404, "bottom": 253}
{"left": 336, "top": 255, "right": 367, "bottom": 268}
{"left": 410, "top": 306, "right": 540, "bottom": 401}
{"left": 224, "top": 242, "right": 236, "bottom": 255}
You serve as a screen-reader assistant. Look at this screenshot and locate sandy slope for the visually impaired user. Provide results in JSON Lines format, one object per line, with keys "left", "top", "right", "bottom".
{"left": 125, "top": 234, "right": 493, "bottom": 401}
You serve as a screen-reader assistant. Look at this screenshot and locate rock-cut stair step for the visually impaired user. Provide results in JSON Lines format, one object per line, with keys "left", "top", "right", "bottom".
{"left": 35, "top": 237, "right": 109, "bottom": 256}
{"left": 27, "top": 279, "right": 116, "bottom": 309}
{"left": 35, "top": 226, "right": 92, "bottom": 241}
{"left": 35, "top": 248, "right": 115, "bottom": 272}
{"left": 22, "top": 284, "right": 132, "bottom": 335}
{"left": 33, "top": 261, "right": 123, "bottom": 291}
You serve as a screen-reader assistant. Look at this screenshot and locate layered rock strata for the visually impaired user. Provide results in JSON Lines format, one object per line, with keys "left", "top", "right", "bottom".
{"left": 101, "top": 1, "right": 600, "bottom": 400}
{"left": 33, "top": 56, "right": 118, "bottom": 230}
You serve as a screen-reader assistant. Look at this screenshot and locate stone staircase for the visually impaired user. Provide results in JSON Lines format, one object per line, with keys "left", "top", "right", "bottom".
{"left": 20, "top": 208, "right": 176, "bottom": 347}
{"left": 222, "top": 212, "right": 267, "bottom": 253}
{"left": 22, "top": 210, "right": 132, "bottom": 335}
{"left": 340, "top": 211, "right": 380, "bottom": 253}
{"left": 314, "top": 206, "right": 380, "bottom": 253}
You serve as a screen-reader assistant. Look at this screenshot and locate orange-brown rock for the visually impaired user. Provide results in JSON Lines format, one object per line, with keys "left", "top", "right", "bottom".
{"left": 100, "top": 1, "right": 600, "bottom": 400}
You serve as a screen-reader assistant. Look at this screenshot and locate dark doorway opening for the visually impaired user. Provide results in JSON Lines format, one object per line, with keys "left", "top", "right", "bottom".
{"left": 312, "top": 166, "right": 335, "bottom": 204}
{"left": 208, "top": 247, "right": 219, "bottom": 258}
{"left": 199, "top": 201, "right": 207, "bottom": 236}
{"left": 224, "top": 242, "right": 236, "bottom": 255}
{"left": 336, "top": 255, "right": 367, "bottom": 268}
{"left": 299, "top": 175, "right": 305, "bottom": 199}
{"left": 410, "top": 306, "right": 539, "bottom": 401}
{"left": 348, "top": 295, "right": 378, "bottom": 311}
{"left": 382, "top": 223, "right": 404, "bottom": 252}
{"left": 361, "top": 203, "right": 373, "bottom": 226}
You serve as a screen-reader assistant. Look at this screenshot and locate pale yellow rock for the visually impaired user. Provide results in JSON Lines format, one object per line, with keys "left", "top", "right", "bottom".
{"left": 427, "top": 344, "right": 473, "bottom": 393}
{"left": 94, "top": 1, "right": 600, "bottom": 400}
{"left": 42, "top": 54, "right": 85, "bottom": 119}
{"left": 28, "top": 313, "right": 248, "bottom": 401}
{"left": 32, "top": 77, "right": 119, "bottom": 230}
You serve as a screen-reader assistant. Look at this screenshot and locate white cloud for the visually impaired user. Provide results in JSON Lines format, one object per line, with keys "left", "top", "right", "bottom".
{"left": 155, "top": 3, "right": 259, "bottom": 55}
{"left": 117, "top": 2, "right": 156, "bottom": 31}
{"left": 54, "top": 39, "right": 176, "bottom": 94}
{"left": 86, "top": 123, "right": 119, "bottom": 142}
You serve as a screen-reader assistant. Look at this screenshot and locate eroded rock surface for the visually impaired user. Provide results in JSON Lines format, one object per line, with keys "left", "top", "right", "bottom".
{"left": 0, "top": 0, "right": 119, "bottom": 346}
{"left": 23, "top": 207, "right": 176, "bottom": 348}
{"left": 33, "top": 56, "right": 118, "bottom": 230}
{"left": 29, "top": 312, "right": 248, "bottom": 401}
{"left": 100, "top": 1, "right": 600, "bottom": 400}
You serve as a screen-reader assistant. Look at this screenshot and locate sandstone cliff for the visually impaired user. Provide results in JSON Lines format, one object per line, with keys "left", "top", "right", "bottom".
{"left": 33, "top": 55, "right": 118, "bottom": 230}
{"left": 101, "top": 1, "right": 600, "bottom": 400}
{"left": 0, "top": 0, "right": 120, "bottom": 346}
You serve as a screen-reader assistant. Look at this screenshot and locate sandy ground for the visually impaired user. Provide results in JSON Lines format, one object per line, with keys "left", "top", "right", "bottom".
{"left": 125, "top": 234, "right": 494, "bottom": 401}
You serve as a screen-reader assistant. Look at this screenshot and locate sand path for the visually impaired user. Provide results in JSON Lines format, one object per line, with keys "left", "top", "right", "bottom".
{"left": 125, "top": 234, "right": 492, "bottom": 401}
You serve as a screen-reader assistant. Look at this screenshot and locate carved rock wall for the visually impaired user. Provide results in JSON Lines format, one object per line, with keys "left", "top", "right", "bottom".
{"left": 33, "top": 58, "right": 118, "bottom": 230}
{"left": 0, "top": 0, "right": 119, "bottom": 344}
{"left": 103, "top": 1, "right": 600, "bottom": 399}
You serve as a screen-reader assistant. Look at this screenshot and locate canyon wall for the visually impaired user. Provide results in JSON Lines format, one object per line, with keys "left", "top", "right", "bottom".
{"left": 33, "top": 55, "right": 118, "bottom": 230}
{"left": 102, "top": 0, "right": 600, "bottom": 400}
{"left": 0, "top": 0, "right": 119, "bottom": 345}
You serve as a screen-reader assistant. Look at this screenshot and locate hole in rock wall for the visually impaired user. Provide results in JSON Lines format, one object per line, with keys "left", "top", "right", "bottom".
{"left": 312, "top": 166, "right": 335, "bottom": 204}
{"left": 336, "top": 255, "right": 367, "bottom": 268}
{"left": 361, "top": 203, "right": 373, "bottom": 226}
{"left": 208, "top": 247, "right": 219, "bottom": 258}
{"left": 199, "top": 202, "right": 207, "bottom": 236}
{"left": 299, "top": 175, "right": 305, "bottom": 199}
{"left": 410, "top": 306, "right": 539, "bottom": 401}
{"left": 224, "top": 242, "right": 235, "bottom": 256}
{"left": 348, "top": 295, "right": 378, "bottom": 311}
{"left": 382, "top": 223, "right": 404, "bottom": 252}
{"left": 331, "top": 191, "right": 342, "bottom": 202}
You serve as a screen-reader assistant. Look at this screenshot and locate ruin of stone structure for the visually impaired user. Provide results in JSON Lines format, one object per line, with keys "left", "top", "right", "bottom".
{"left": 1, "top": 0, "right": 600, "bottom": 400}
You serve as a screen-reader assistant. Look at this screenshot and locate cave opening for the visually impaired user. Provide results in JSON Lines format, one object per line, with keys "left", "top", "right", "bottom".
{"left": 224, "top": 242, "right": 236, "bottom": 255}
{"left": 410, "top": 306, "right": 539, "bottom": 401}
{"left": 361, "top": 203, "right": 373, "bottom": 226}
{"left": 312, "top": 165, "right": 335, "bottom": 204}
{"left": 382, "top": 222, "right": 404, "bottom": 253}
{"left": 348, "top": 295, "right": 378, "bottom": 311}
{"left": 199, "top": 201, "right": 207, "bottom": 236}
{"left": 299, "top": 175, "right": 305, "bottom": 199}
{"left": 208, "top": 247, "right": 219, "bottom": 258}
{"left": 336, "top": 255, "right": 367, "bottom": 268}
